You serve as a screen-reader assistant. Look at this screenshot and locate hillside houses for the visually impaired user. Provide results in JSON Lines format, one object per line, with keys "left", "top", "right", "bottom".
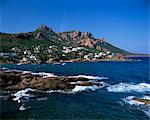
{"left": 0, "top": 44, "right": 125, "bottom": 64}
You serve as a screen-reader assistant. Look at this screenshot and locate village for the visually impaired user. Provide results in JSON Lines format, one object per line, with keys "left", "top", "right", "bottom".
{"left": 0, "top": 45, "right": 125, "bottom": 64}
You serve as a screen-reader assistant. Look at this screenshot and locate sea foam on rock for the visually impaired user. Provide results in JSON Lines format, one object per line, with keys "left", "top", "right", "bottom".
{"left": 68, "top": 75, "right": 108, "bottom": 80}
{"left": 72, "top": 85, "right": 101, "bottom": 92}
{"left": 0, "top": 68, "right": 107, "bottom": 92}
{"left": 122, "top": 95, "right": 150, "bottom": 118}
{"left": 72, "top": 81, "right": 107, "bottom": 92}
{"left": 13, "top": 88, "right": 35, "bottom": 103}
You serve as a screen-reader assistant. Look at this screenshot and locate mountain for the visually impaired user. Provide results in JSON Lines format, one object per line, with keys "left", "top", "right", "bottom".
{"left": 57, "top": 30, "right": 130, "bottom": 55}
{"left": 0, "top": 24, "right": 131, "bottom": 55}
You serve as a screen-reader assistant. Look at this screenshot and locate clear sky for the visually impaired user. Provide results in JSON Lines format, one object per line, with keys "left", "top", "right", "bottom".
{"left": 0, "top": 0, "right": 149, "bottom": 53}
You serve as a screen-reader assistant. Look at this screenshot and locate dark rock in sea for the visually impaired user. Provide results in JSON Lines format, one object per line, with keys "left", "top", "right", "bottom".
{"left": 0, "top": 70, "right": 88, "bottom": 91}
{"left": 78, "top": 81, "right": 94, "bottom": 86}
{"left": 132, "top": 97, "right": 150, "bottom": 105}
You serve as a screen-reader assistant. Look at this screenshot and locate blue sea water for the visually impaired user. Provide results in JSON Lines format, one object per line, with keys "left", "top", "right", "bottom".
{"left": 1, "top": 57, "right": 150, "bottom": 120}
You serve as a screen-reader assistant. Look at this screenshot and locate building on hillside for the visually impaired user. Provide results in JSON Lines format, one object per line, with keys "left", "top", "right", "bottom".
{"left": 11, "top": 47, "right": 21, "bottom": 53}
{"left": 0, "top": 52, "right": 17, "bottom": 58}
{"left": 24, "top": 50, "right": 31, "bottom": 55}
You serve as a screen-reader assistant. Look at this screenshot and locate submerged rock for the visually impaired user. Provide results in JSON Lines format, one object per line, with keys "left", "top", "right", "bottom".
{"left": 132, "top": 97, "right": 150, "bottom": 105}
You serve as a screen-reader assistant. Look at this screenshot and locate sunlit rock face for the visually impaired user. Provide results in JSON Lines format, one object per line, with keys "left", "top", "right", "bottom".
{"left": 36, "top": 24, "right": 53, "bottom": 33}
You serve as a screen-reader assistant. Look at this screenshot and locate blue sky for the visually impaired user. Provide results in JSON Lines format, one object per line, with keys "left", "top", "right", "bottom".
{"left": 0, "top": 0, "right": 149, "bottom": 53}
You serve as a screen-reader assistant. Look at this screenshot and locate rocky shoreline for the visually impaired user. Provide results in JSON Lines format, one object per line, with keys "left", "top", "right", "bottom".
{"left": 1, "top": 68, "right": 149, "bottom": 107}
{"left": 0, "top": 68, "right": 105, "bottom": 92}
{"left": 0, "top": 58, "right": 131, "bottom": 64}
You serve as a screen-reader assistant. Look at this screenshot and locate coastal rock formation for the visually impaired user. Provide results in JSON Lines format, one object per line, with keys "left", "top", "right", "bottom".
{"left": 0, "top": 69, "right": 105, "bottom": 91}
{"left": 57, "top": 30, "right": 114, "bottom": 52}
{"left": 78, "top": 81, "right": 93, "bottom": 86}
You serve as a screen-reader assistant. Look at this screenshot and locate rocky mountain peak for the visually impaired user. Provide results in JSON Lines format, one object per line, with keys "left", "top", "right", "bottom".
{"left": 72, "top": 30, "right": 82, "bottom": 38}
{"left": 36, "top": 24, "right": 53, "bottom": 32}
{"left": 35, "top": 24, "right": 54, "bottom": 40}
{"left": 81, "top": 32, "right": 94, "bottom": 39}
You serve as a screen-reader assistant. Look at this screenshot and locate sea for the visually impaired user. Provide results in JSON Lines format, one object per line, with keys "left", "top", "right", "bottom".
{"left": 0, "top": 57, "right": 150, "bottom": 120}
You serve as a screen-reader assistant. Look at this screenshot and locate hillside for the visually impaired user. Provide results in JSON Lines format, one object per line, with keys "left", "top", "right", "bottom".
{"left": 58, "top": 30, "right": 130, "bottom": 55}
{"left": 0, "top": 25, "right": 131, "bottom": 63}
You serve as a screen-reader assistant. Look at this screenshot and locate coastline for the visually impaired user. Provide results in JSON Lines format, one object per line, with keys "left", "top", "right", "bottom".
{"left": 1, "top": 60, "right": 149, "bottom": 119}
{"left": 0, "top": 58, "right": 133, "bottom": 64}
{"left": 0, "top": 68, "right": 107, "bottom": 91}
{"left": 125, "top": 54, "right": 150, "bottom": 58}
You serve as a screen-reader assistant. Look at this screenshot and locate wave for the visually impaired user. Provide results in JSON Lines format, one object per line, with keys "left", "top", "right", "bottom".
{"left": 31, "top": 72, "right": 57, "bottom": 78}
{"left": 19, "top": 105, "right": 26, "bottom": 111}
{"left": 107, "top": 83, "right": 150, "bottom": 93}
{"left": 22, "top": 71, "right": 32, "bottom": 74}
{"left": 13, "top": 88, "right": 35, "bottom": 103}
{"left": 122, "top": 96, "right": 150, "bottom": 118}
{"left": 19, "top": 104, "right": 31, "bottom": 111}
{"left": 68, "top": 75, "right": 108, "bottom": 80}
{"left": 70, "top": 81, "right": 107, "bottom": 93}
{"left": 72, "top": 85, "right": 105, "bottom": 92}
{"left": 2, "top": 68, "right": 108, "bottom": 80}
{"left": 47, "top": 81, "right": 107, "bottom": 93}
{"left": 2, "top": 67, "right": 57, "bottom": 78}
{"left": 47, "top": 90, "right": 66, "bottom": 93}
{"left": 1, "top": 67, "right": 9, "bottom": 70}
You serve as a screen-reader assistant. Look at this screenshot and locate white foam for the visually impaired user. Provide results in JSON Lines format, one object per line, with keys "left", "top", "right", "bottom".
{"left": 47, "top": 82, "right": 106, "bottom": 94}
{"left": 142, "top": 96, "right": 150, "bottom": 100}
{"left": 13, "top": 88, "right": 35, "bottom": 103}
{"left": 2, "top": 68, "right": 57, "bottom": 78}
{"left": 123, "top": 96, "right": 145, "bottom": 105}
{"left": 32, "top": 72, "right": 57, "bottom": 78}
{"left": 22, "top": 71, "right": 32, "bottom": 74}
{"left": 53, "top": 62, "right": 61, "bottom": 65}
{"left": 61, "top": 63, "right": 66, "bottom": 66}
{"left": 72, "top": 84, "right": 105, "bottom": 92}
{"left": 19, "top": 105, "right": 31, "bottom": 111}
{"left": 19, "top": 105, "right": 26, "bottom": 111}
{"left": 123, "top": 96, "right": 150, "bottom": 118}
{"left": 47, "top": 90, "right": 66, "bottom": 93}
{"left": 1, "top": 67, "right": 9, "bottom": 70}
{"left": 107, "top": 83, "right": 150, "bottom": 93}
{"left": 17, "top": 63, "right": 22, "bottom": 65}
{"left": 72, "top": 85, "right": 98, "bottom": 92}
{"left": 69, "top": 75, "right": 108, "bottom": 80}
{"left": 70, "top": 82, "right": 78, "bottom": 85}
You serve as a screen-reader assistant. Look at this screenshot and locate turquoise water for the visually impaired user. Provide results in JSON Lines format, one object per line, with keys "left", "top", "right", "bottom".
{"left": 1, "top": 58, "right": 150, "bottom": 120}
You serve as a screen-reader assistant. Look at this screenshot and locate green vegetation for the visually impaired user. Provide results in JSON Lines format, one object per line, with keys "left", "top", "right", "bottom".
{"left": 0, "top": 25, "right": 132, "bottom": 63}
{"left": 97, "top": 42, "right": 130, "bottom": 55}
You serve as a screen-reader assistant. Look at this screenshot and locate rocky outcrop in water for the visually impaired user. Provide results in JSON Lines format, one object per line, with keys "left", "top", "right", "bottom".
{"left": 0, "top": 69, "right": 104, "bottom": 91}
{"left": 132, "top": 97, "right": 150, "bottom": 105}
